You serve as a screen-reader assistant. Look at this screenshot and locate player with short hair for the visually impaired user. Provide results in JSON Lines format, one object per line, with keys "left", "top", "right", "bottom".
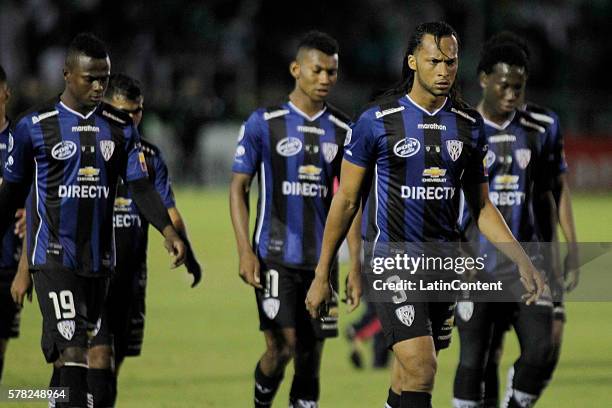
{"left": 452, "top": 41, "right": 556, "bottom": 408}
{"left": 304, "top": 21, "right": 546, "bottom": 408}
{"left": 0, "top": 33, "right": 185, "bottom": 407}
{"left": 85, "top": 73, "right": 202, "bottom": 407}
{"left": 0, "top": 64, "right": 24, "bottom": 384}
{"left": 229, "top": 30, "right": 362, "bottom": 408}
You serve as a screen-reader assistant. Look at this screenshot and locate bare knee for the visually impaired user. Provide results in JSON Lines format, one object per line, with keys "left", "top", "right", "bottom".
{"left": 394, "top": 338, "right": 437, "bottom": 392}
{"left": 265, "top": 336, "right": 296, "bottom": 365}
{"left": 88, "top": 345, "right": 113, "bottom": 369}
{"left": 60, "top": 346, "right": 88, "bottom": 366}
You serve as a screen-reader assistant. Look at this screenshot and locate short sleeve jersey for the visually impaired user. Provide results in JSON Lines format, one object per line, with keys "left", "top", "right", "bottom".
{"left": 0, "top": 121, "right": 21, "bottom": 268}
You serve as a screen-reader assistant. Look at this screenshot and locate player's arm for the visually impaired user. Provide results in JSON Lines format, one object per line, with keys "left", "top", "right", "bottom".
{"left": 229, "top": 171, "right": 262, "bottom": 289}
{"left": 345, "top": 204, "right": 362, "bottom": 312}
{"left": 463, "top": 182, "right": 546, "bottom": 304}
{"left": 306, "top": 160, "right": 366, "bottom": 318}
{"left": 11, "top": 234, "right": 32, "bottom": 306}
{"left": 556, "top": 174, "right": 579, "bottom": 291}
{"left": 168, "top": 206, "right": 202, "bottom": 287}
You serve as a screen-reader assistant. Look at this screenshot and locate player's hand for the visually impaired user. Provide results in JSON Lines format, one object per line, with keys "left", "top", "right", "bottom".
{"left": 564, "top": 250, "right": 580, "bottom": 292}
{"left": 305, "top": 274, "right": 331, "bottom": 319}
{"left": 162, "top": 226, "right": 186, "bottom": 268}
{"left": 344, "top": 271, "right": 362, "bottom": 313}
{"left": 517, "top": 261, "right": 546, "bottom": 305}
{"left": 185, "top": 257, "right": 202, "bottom": 288}
{"left": 238, "top": 250, "right": 262, "bottom": 289}
{"left": 11, "top": 265, "right": 32, "bottom": 306}
{"left": 14, "top": 208, "right": 26, "bottom": 239}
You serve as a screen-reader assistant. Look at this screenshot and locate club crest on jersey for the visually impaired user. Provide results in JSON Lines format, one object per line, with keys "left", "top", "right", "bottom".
{"left": 262, "top": 298, "right": 280, "bottom": 320}
{"left": 51, "top": 141, "right": 77, "bottom": 160}
{"left": 484, "top": 150, "right": 496, "bottom": 168}
{"left": 446, "top": 140, "right": 463, "bottom": 161}
{"left": 515, "top": 149, "right": 531, "bottom": 169}
{"left": 395, "top": 305, "right": 415, "bottom": 327}
{"left": 57, "top": 320, "right": 75, "bottom": 340}
{"left": 457, "top": 301, "right": 474, "bottom": 322}
{"left": 100, "top": 140, "right": 115, "bottom": 161}
{"left": 276, "top": 137, "right": 302, "bottom": 157}
{"left": 394, "top": 138, "right": 420, "bottom": 158}
{"left": 322, "top": 142, "right": 339, "bottom": 163}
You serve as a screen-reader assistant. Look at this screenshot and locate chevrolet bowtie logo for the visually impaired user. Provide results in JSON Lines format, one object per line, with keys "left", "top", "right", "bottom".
{"left": 298, "top": 165, "right": 322, "bottom": 176}
{"left": 422, "top": 167, "right": 447, "bottom": 178}
{"left": 114, "top": 197, "right": 133, "bottom": 207}
{"left": 78, "top": 167, "right": 100, "bottom": 177}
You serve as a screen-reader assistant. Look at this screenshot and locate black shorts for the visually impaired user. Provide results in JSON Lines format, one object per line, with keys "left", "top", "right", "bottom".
{"left": 33, "top": 268, "right": 109, "bottom": 363}
{"left": 0, "top": 268, "right": 21, "bottom": 339}
{"left": 455, "top": 301, "right": 517, "bottom": 332}
{"left": 255, "top": 260, "right": 338, "bottom": 340}
{"left": 374, "top": 300, "right": 455, "bottom": 351}
{"left": 91, "top": 262, "right": 147, "bottom": 359}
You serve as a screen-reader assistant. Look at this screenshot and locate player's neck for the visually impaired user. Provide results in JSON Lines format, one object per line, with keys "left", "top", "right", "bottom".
{"left": 60, "top": 91, "right": 96, "bottom": 116}
{"left": 478, "top": 101, "right": 513, "bottom": 126}
{"left": 288, "top": 90, "right": 325, "bottom": 118}
{"left": 407, "top": 86, "right": 446, "bottom": 114}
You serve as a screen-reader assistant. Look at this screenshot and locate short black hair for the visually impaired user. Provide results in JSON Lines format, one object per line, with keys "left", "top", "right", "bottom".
{"left": 65, "top": 32, "right": 108, "bottom": 66}
{"left": 484, "top": 31, "right": 530, "bottom": 61}
{"left": 477, "top": 43, "right": 529, "bottom": 75}
{"left": 105, "top": 73, "right": 142, "bottom": 101}
{"left": 0, "top": 64, "right": 6, "bottom": 83}
{"left": 297, "top": 30, "right": 339, "bottom": 56}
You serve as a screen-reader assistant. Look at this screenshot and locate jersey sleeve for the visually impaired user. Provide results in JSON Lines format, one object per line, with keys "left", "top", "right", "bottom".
{"left": 462, "top": 119, "right": 489, "bottom": 186}
{"left": 123, "top": 125, "right": 149, "bottom": 182}
{"left": 549, "top": 114, "right": 568, "bottom": 175}
{"left": 232, "top": 112, "right": 262, "bottom": 175}
{"left": 533, "top": 127, "right": 556, "bottom": 192}
{"left": 343, "top": 113, "right": 376, "bottom": 168}
{"left": 3, "top": 119, "right": 34, "bottom": 184}
{"left": 151, "top": 149, "right": 176, "bottom": 208}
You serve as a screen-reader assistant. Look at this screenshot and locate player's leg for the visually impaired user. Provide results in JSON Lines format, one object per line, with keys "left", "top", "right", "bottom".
{"left": 482, "top": 321, "right": 507, "bottom": 408}
{"left": 88, "top": 323, "right": 115, "bottom": 407}
{"left": 541, "top": 304, "right": 564, "bottom": 390}
{"left": 503, "top": 303, "right": 553, "bottom": 408}
{"left": 290, "top": 336, "right": 324, "bottom": 407}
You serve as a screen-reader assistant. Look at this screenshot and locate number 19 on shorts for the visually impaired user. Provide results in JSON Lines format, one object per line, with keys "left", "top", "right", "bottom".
{"left": 48, "top": 290, "right": 76, "bottom": 319}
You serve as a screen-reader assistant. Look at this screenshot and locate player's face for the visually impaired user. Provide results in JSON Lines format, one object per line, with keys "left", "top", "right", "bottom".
{"left": 110, "top": 94, "right": 144, "bottom": 127}
{"left": 481, "top": 63, "right": 526, "bottom": 115}
{"left": 64, "top": 54, "right": 110, "bottom": 109}
{"left": 292, "top": 49, "right": 338, "bottom": 102}
{"left": 410, "top": 34, "right": 458, "bottom": 97}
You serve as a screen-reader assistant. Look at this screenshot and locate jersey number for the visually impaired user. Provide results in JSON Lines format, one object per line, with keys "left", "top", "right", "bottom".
{"left": 387, "top": 275, "right": 408, "bottom": 304}
{"left": 48, "top": 291, "right": 76, "bottom": 320}
{"left": 264, "top": 269, "right": 279, "bottom": 298}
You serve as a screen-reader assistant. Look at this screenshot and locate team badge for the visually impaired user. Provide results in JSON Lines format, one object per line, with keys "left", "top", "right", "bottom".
{"left": 457, "top": 301, "right": 474, "bottom": 322}
{"left": 395, "top": 305, "right": 415, "bottom": 327}
{"left": 446, "top": 139, "right": 463, "bottom": 161}
{"left": 100, "top": 140, "right": 115, "bottom": 161}
{"left": 262, "top": 298, "right": 280, "bottom": 320}
{"left": 515, "top": 149, "right": 531, "bottom": 169}
{"left": 57, "top": 320, "right": 75, "bottom": 340}
{"left": 322, "top": 142, "right": 339, "bottom": 163}
{"left": 484, "top": 150, "right": 496, "bottom": 168}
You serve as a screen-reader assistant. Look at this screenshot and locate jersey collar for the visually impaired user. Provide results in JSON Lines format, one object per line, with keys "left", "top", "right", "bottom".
{"left": 405, "top": 94, "right": 448, "bottom": 116}
{"left": 482, "top": 110, "right": 516, "bottom": 131}
{"left": 59, "top": 100, "right": 97, "bottom": 120}
{"left": 287, "top": 101, "right": 327, "bottom": 122}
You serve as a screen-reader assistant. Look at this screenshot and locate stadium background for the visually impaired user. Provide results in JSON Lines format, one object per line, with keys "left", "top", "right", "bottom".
{"left": 1, "top": 1, "right": 611, "bottom": 406}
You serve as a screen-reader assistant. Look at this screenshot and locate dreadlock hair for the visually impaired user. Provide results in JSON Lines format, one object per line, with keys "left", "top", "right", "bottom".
{"left": 376, "top": 21, "right": 463, "bottom": 104}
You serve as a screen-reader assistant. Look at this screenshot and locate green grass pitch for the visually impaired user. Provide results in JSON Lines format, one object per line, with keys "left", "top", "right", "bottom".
{"left": 4, "top": 190, "right": 611, "bottom": 407}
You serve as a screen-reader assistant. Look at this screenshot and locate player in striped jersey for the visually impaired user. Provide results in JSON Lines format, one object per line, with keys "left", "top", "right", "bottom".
{"left": 0, "top": 33, "right": 185, "bottom": 407}
{"left": 305, "top": 22, "right": 546, "bottom": 408}
{"left": 475, "top": 32, "right": 579, "bottom": 408}
{"left": 230, "top": 31, "right": 362, "bottom": 408}
{"left": 452, "top": 42, "right": 556, "bottom": 408}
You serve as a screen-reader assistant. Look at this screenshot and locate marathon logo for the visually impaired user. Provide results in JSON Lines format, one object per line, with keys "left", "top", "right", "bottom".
{"left": 493, "top": 174, "right": 519, "bottom": 190}
{"left": 71, "top": 125, "right": 100, "bottom": 133}
{"left": 282, "top": 181, "right": 328, "bottom": 198}
{"left": 401, "top": 186, "right": 455, "bottom": 200}
{"left": 31, "top": 110, "right": 59, "bottom": 124}
{"left": 297, "top": 125, "right": 325, "bottom": 135}
{"left": 375, "top": 106, "right": 405, "bottom": 119}
{"left": 488, "top": 134, "right": 516, "bottom": 143}
{"left": 298, "top": 165, "right": 322, "bottom": 181}
{"left": 489, "top": 191, "right": 525, "bottom": 206}
{"left": 58, "top": 185, "right": 110, "bottom": 199}
{"left": 422, "top": 167, "right": 447, "bottom": 183}
{"left": 114, "top": 213, "right": 142, "bottom": 228}
{"left": 417, "top": 123, "right": 447, "bottom": 131}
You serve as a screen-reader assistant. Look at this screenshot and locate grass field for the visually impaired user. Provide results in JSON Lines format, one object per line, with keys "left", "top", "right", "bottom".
{"left": 3, "top": 190, "right": 612, "bottom": 407}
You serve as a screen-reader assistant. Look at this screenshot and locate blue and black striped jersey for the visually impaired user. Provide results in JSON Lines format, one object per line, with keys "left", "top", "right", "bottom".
{"left": 4, "top": 97, "right": 149, "bottom": 276}
{"left": 113, "top": 139, "right": 175, "bottom": 269}
{"left": 345, "top": 95, "right": 488, "bottom": 244}
{"left": 232, "top": 101, "right": 350, "bottom": 269}
{"left": 0, "top": 121, "right": 21, "bottom": 268}
{"left": 522, "top": 102, "right": 567, "bottom": 178}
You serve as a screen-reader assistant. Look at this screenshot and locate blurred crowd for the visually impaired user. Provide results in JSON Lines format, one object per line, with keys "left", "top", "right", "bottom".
{"left": 1, "top": 0, "right": 611, "bottom": 183}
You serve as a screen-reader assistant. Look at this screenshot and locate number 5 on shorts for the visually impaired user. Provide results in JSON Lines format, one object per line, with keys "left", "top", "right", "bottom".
{"left": 48, "top": 290, "right": 76, "bottom": 319}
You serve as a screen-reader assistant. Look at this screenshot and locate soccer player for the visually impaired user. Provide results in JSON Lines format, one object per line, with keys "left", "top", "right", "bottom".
{"left": 452, "top": 42, "right": 556, "bottom": 408}
{"left": 477, "top": 32, "right": 579, "bottom": 408}
{"left": 0, "top": 64, "right": 24, "bottom": 384}
{"left": 304, "top": 21, "right": 546, "bottom": 408}
{"left": 0, "top": 33, "right": 185, "bottom": 407}
{"left": 85, "top": 73, "right": 202, "bottom": 407}
{"left": 229, "top": 31, "right": 362, "bottom": 408}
